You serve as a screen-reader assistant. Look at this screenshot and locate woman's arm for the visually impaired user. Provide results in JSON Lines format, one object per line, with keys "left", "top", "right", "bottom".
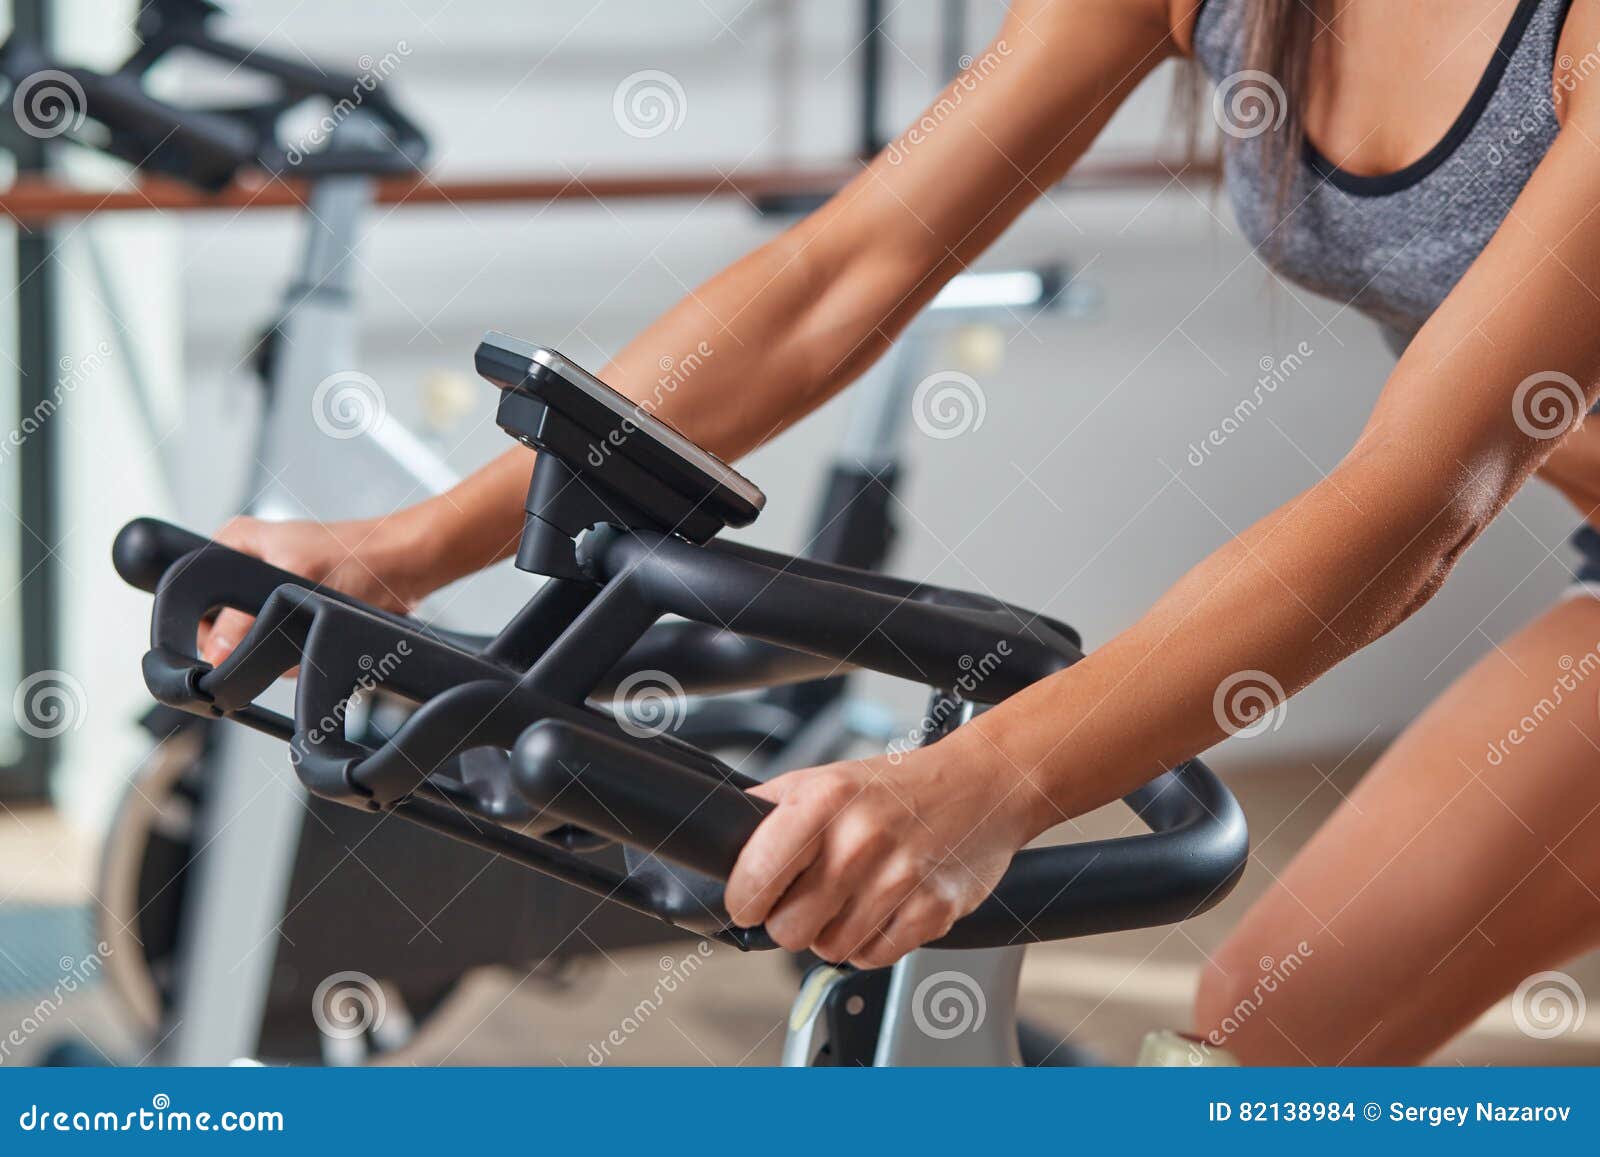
{"left": 203, "top": 0, "right": 1178, "bottom": 663}
{"left": 725, "top": 56, "right": 1600, "bottom": 969}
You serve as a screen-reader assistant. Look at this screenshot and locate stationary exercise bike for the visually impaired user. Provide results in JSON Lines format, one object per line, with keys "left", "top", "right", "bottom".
{"left": 6, "top": 3, "right": 1088, "bottom": 1063}
{"left": 3, "top": 2, "right": 681, "bottom": 1065}
{"left": 114, "top": 332, "right": 1249, "bottom": 1065}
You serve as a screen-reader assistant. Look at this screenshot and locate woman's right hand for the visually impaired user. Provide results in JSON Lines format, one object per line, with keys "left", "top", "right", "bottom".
{"left": 199, "top": 513, "right": 433, "bottom": 665}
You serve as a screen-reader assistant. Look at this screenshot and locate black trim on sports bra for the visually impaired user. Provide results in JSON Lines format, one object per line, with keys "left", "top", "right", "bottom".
{"left": 1305, "top": 0, "right": 1544, "bottom": 196}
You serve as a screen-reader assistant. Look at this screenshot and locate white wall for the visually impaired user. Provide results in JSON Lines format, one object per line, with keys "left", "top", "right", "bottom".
{"left": 56, "top": 0, "right": 1585, "bottom": 823}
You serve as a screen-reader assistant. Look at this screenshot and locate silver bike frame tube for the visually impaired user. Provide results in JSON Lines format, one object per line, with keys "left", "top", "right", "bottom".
{"left": 781, "top": 698, "right": 1027, "bottom": 1067}
{"left": 160, "top": 128, "right": 454, "bottom": 1062}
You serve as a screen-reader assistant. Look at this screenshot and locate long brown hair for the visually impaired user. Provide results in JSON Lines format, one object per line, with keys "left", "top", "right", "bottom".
{"left": 1241, "top": 0, "right": 1327, "bottom": 200}
{"left": 1180, "top": 0, "right": 1330, "bottom": 207}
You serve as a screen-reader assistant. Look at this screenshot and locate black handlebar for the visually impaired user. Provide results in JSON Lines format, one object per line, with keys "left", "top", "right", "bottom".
{"left": 515, "top": 716, "right": 1246, "bottom": 949}
{"left": 112, "top": 516, "right": 210, "bottom": 593}
{"left": 0, "top": 0, "right": 428, "bottom": 190}
{"left": 114, "top": 514, "right": 1250, "bottom": 953}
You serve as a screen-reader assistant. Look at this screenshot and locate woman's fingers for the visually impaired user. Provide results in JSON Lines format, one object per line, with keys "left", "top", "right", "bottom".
{"left": 723, "top": 799, "right": 825, "bottom": 928}
{"left": 761, "top": 857, "right": 853, "bottom": 953}
{"left": 811, "top": 859, "right": 923, "bottom": 964}
{"left": 847, "top": 891, "right": 961, "bottom": 971}
{"left": 200, "top": 607, "right": 257, "bottom": 665}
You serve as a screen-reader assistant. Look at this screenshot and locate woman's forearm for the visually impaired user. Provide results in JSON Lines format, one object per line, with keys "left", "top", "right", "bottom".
{"left": 395, "top": 217, "right": 911, "bottom": 592}
{"left": 959, "top": 450, "right": 1485, "bottom": 832}
{"left": 385, "top": 1, "right": 1171, "bottom": 596}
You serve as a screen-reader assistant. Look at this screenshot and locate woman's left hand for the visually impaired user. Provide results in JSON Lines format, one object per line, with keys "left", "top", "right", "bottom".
{"left": 722, "top": 734, "right": 1043, "bottom": 969}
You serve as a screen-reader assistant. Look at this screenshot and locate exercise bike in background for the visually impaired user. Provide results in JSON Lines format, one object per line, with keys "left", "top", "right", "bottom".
{"left": 2, "top": 1, "right": 1088, "bottom": 1064}
{"left": 1, "top": 1, "right": 674, "bottom": 1066}
{"left": 114, "top": 331, "right": 1248, "bottom": 1065}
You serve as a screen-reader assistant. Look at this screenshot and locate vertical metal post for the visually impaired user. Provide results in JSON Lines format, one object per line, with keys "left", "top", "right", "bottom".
{"left": 941, "top": 0, "right": 967, "bottom": 80}
{"left": 859, "top": 0, "right": 884, "bottom": 158}
{"left": 6, "top": 0, "right": 58, "bottom": 799}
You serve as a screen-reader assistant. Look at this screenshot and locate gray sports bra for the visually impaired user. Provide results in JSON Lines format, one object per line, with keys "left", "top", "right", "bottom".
{"left": 1192, "top": 0, "right": 1575, "bottom": 354}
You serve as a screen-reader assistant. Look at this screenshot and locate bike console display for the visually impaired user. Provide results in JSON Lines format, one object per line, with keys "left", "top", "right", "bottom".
{"left": 111, "top": 330, "right": 1249, "bottom": 957}
{"left": 476, "top": 332, "right": 765, "bottom": 578}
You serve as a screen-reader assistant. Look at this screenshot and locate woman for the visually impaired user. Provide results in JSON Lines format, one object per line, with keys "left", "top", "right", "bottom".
{"left": 205, "top": 0, "right": 1600, "bottom": 1064}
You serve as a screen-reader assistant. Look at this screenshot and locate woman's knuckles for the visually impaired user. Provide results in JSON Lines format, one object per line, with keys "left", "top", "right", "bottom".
{"left": 766, "top": 912, "right": 823, "bottom": 953}
{"left": 799, "top": 773, "right": 858, "bottom": 814}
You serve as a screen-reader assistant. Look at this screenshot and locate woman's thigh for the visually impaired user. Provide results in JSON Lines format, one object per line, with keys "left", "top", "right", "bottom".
{"left": 1194, "top": 595, "right": 1600, "bottom": 1065}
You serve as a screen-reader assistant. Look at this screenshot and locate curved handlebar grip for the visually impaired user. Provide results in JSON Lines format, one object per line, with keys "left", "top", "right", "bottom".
{"left": 932, "top": 758, "right": 1248, "bottom": 948}
{"left": 112, "top": 518, "right": 212, "bottom": 593}
{"left": 511, "top": 718, "right": 1247, "bottom": 950}
{"left": 514, "top": 720, "right": 773, "bottom": 880}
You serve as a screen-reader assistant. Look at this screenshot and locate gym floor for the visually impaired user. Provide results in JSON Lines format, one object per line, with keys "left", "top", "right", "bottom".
{"left": 6, "top": 749, "right": 1596, "bottom": 1067}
